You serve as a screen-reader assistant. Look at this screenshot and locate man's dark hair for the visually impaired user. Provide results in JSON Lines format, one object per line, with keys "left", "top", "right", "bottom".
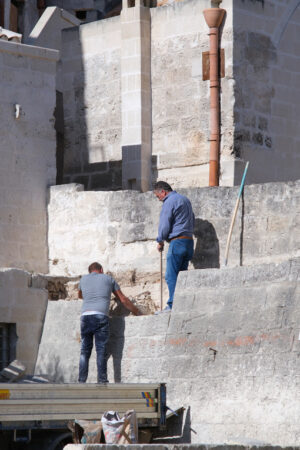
{"left": 153, "top": 181, "right": 173, "bottom": 192}
{"left": 88, "top": 262, "right": 103, "bottom": 273}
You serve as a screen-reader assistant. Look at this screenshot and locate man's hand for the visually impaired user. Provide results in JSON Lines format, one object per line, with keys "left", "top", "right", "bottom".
{"left": 157, "top": 242, "right": 164, "bottom": 252}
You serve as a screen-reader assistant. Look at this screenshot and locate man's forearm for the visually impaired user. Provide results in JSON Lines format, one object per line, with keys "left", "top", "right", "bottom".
{"left": 122, "top": 296, "right": 141, "bottom": 315}
{"left": 157, "top": 206, "right": 172, "bottom": 242}
{"left": 114, "top": 290, "right": 141, "bottom": 316}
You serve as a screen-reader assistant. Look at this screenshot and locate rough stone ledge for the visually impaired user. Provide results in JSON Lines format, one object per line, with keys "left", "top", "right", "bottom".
{"left": 0, "top": 268, "right": 47, "bottom": 290}
{"left": 0, "top": 39, "right": 59, "bottom": 61}
{"left": 176, "top": 257, "right": 300, "bottom": 292}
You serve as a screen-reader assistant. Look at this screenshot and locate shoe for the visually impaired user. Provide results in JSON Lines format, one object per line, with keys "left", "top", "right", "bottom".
{"left": 155, "top": 305, "right": 172, "bottom": 315}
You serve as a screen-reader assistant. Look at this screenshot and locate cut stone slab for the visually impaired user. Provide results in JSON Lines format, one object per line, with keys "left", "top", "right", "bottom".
{"left": 0, "top": 360, "right": 26, "bottom": 382}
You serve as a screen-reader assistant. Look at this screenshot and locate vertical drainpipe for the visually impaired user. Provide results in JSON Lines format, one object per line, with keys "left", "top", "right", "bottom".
{"left": 203, "top": 8, "right": 225, "bottom": 186}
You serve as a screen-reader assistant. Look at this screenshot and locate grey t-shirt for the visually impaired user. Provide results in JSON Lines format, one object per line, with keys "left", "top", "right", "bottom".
{"left": 79, "top": 273, "right": 120, "bottom": 316}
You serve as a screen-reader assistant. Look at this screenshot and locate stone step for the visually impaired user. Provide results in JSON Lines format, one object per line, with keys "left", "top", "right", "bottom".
{"left": 35, "top": 257, "right": 300, "bottom": 445}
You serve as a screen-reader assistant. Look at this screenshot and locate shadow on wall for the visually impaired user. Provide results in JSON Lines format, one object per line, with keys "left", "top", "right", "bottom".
{"left": 231, "top": 1, "right": 300, "bottom": 184}
{"left": 74, "top": 160, "right": 123, "bottom": 191}
{"left": 107, "top": 317, "right": 126, "bottom": 383}
{"left": 192, "top": 218, "right": 220, "bottom": 269}
{"left": 58, "top": 26, "right": 87, "bottom": 187}
{"left": 152, "top": 406, "right": 192, "bottom": 443}
{"left": 150, "top": 155, "right": 159, "bottom": 187}
{"left": 59, "top": 22, "right": 159, "bottom": 192}
{"left": 37, "top": 354, "right": 66, "bottom": 383}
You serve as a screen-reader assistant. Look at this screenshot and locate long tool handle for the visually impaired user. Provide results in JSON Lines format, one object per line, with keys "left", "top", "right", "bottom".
{"left": 160, "top": 251, "right": 163, "bottom": 311}
{"left": 224, "top": 162, "right": 249, "bottom": 266}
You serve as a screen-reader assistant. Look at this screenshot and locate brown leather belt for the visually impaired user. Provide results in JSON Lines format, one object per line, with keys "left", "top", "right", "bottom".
{"left": 170, "top": 236, "right": 193, "bottom": 241}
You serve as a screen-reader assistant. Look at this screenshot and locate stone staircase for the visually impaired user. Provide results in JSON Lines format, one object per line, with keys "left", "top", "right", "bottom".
{"left": 34, "top": 179, "right": 300, "bottom": 445}
{"left": 36, "top": 257, "right": 300, "bottom": 445}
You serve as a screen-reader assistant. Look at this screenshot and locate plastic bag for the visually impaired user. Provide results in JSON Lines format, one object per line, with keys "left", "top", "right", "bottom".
{"left": 101, "top": 409, "right": 138, "bottom": 444}
{"left": 75, "top": 419, "right": 102, "bottom": 444}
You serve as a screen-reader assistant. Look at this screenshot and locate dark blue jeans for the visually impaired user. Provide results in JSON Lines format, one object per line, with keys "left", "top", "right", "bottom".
{"left": 78, "top": 314, "right": 109, "bottom": 383}
{"left": 165, "top": 239, "right": 194, "bottom": 308}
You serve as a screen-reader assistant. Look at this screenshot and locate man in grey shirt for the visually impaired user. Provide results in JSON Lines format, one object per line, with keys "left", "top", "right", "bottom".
{"left": 78, "top": 262, "right": 141, "bottom": 383}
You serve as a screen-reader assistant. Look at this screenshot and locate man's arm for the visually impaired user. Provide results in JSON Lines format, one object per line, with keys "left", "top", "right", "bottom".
{"left": 156, "top": 203, "right": 174, "bottom": 251}
{"left": 78, "top": 289, "right": 83, "bottom": 299}
{"left": 113, "top": 290, "right": 142, "bottom": 316}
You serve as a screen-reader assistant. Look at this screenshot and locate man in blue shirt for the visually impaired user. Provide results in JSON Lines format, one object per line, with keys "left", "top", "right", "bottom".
{"left": 154, "top": 181, "right": 195, "bottom": 312}
{"left": 78, "top": 262, "right": 141, "bottom": 383}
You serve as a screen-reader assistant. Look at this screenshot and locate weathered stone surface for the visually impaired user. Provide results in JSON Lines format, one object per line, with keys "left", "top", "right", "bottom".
{"left": 61, "top": 18, "right": 122, "bottom": 189}
{"left": 36, "top": 258, "right": 300, "bottom": 445}
{"left": 232, "top": 2, "right": 300, "bottom": 185}
{"left": 0, "top": 40, "right": 57, "bottom": 273}
{"left": 150, "top": 0, "right": 225, "bottom": 187}
{"left": 48, "top": 181, "right": 300, "bottom": 311}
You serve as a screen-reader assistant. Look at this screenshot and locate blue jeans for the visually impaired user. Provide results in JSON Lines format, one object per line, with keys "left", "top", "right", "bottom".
{"left": 78, "top": 314, "right": 109, "bottom": 383}
{"left": 165, "top": 239, "right": 194, "bottom": 308}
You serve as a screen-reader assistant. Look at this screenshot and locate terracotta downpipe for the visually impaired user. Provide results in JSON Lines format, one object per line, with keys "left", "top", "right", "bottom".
{"left": 203, "top": 8, "right": 225, "bottom": 186}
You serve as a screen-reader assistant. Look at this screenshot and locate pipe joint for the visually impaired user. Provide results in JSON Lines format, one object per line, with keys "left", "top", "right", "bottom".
{"left": 203, "top": 8, "right": 225, "bottom": 28}
{"left": 207, "top": 30, "right": 218, "bottom": 36}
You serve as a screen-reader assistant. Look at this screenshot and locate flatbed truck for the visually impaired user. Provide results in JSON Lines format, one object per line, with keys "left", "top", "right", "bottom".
{"left": 0, "top": 382, "right": 166, "bottom": 449}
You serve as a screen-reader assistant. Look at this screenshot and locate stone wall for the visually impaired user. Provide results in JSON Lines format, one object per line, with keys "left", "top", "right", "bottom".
{"left": 232, "top": 0, "right": 300, "bottom": 184}
{"left": 57, "top": 0, "right": 300, "bottom": 189}
{"left": 59, "top": 0, "right": 236, "bottom": 189}
{"left": 0, "top": 40, "right": 58, "bottom": 272}
{"left": 150, "top": 0, "right": 234, "bottom": 187}
{"left": 61, "top": 17, "right": 122, "bottom": 190}
{"left": 36, "top": 257, "right": 300, "bottom": 445}
{"left": 0, "top": 269, "right": 48, "bottom": 374}
{"left": 47, "top": 180, "right": 300, "bottom": 306}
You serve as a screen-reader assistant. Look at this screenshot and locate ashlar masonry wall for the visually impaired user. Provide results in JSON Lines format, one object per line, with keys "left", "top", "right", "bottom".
{"left": 231, "top": 0, "right": 300, "bottom": 184}
{"left": 150, "top": 0, "right": 234, "bottom": 187}
{"left": 36, "top": 258, "right": 300, "bottom": 445}
{"left": 62, "top": 17, "right": 122, "bottom": 190}
{"left": 0, "top": 40, "right": 58, "bottom": 273}
{"left": 60, "top": 0, "right": 236, "bottom": 189}
{"left": 48, "top": 180, "right": 300, "bottom": 306}
{"left": 58, "top": 0, "right": 300, "bottom": 189}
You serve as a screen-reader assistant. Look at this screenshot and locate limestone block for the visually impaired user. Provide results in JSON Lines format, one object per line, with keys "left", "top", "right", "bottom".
{"left": 48, "top": 181, "right": 300, "bottom": 283}
{"left": 3, "top": 270, "right": 30, "bottom": 291}
{"left": 37, "top": 257, "right": 300, "bottom": 444}
{"left": 0, "top": 360, "right": 26, "bottom": 382}
{"left": 156, "top": 165, "right": 209, "bottom": 189}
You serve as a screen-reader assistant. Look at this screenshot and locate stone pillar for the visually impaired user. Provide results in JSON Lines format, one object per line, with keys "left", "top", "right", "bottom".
{"left": 4, "top": 0, "right": 10, "bottom": 29}
{"left": 121, "top": 0, "right": 152, "bottom": 192}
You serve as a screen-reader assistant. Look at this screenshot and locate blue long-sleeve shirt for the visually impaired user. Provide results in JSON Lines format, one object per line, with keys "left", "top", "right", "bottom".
{"left": 156, "top": 191, "right": 195, "bottom": 243}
